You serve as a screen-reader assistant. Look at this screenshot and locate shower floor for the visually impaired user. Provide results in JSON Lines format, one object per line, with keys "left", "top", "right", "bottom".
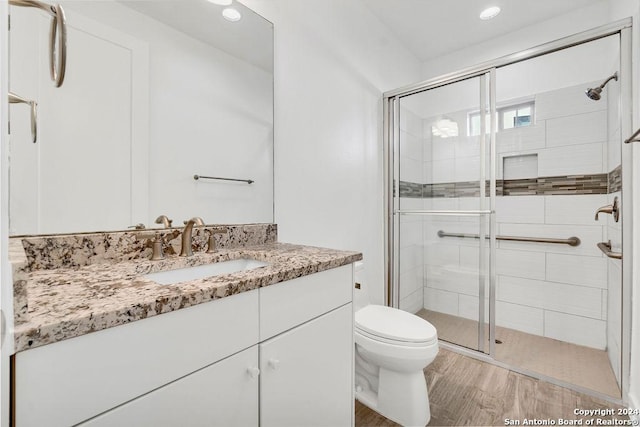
{"left": 416, "top": 309, "right": 621, "bottom": 398}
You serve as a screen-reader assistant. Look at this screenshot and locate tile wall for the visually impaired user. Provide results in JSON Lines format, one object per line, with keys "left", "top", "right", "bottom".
{"left": 399, "top": 108, "right": 425, "bottom": 314}
{"left": 398, "top": 81, "right": 622, "bottom": 352}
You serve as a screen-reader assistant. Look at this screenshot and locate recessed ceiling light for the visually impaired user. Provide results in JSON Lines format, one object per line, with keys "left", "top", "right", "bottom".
{"left": 222, "top": 7, "right": 242, "bottom": 22}
{"left": 479, "top": 6, "right": 501, "bottom": 20}
{"left": 207, "top": 0, "right": 232, "bottom": 5}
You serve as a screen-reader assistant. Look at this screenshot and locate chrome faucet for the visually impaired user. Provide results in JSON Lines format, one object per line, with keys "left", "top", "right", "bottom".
{"left": 594, "top": 196, "right": 620, "bottom": 222}
{"left": 180, "top": 217, "right": 204, "bottom": 257}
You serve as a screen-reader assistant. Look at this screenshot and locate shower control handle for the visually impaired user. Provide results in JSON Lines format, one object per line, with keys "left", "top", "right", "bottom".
{"left": 594, "top": 196, "right": 619, "bottom": 222}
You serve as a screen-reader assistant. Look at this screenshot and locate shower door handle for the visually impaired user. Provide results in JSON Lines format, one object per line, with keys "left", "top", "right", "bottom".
{"left": 597, "top": 241, "right": 622, "bottom": 260}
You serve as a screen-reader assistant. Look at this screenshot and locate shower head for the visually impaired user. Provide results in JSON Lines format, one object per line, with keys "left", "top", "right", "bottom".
{"left": 585, "top": 72, "right": 618, "bottom": 101}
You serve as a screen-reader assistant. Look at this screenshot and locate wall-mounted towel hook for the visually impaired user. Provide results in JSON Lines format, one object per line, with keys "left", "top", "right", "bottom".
{"left": 8, "top": 92, "right": 38, "bottom": 143}
{"left": 9, "top": 0, "right": 67, "bottom": 87}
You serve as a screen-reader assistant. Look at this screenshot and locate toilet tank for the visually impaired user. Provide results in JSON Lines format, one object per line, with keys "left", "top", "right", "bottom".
{"left": 354, "top": 261, "right": 369, "bottom": 311}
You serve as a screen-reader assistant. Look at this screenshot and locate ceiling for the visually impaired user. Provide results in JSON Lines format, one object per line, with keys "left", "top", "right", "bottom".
{"left": 361, "top": 0, "right": 606, "bottom": 62}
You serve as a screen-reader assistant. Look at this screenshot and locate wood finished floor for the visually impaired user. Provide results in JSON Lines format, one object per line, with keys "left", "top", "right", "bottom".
{"left": 417, "top": 309, "right": 621, "bottom": 398}
{"left": 355, "top": 348, "right": 626, "bottom": 427}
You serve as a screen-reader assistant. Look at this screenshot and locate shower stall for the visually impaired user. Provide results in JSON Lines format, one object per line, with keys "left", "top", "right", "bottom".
{"left": 384, "top": 20, "right": 632, "bottom": 401}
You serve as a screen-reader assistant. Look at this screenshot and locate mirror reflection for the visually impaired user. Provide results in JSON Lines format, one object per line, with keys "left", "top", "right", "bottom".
{"left": 8, "top": 0, "right": 274, "bottom": 236}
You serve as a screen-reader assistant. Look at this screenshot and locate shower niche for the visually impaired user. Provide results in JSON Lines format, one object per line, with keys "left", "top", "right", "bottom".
{"left": 386, "top": 29, "right": 629, "bottom": 400}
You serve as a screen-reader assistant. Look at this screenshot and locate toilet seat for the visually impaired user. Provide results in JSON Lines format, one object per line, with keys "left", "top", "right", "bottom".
{"left": 356, "top": 328, "right": 438, "bottom": 348}
{"left": 355, "top": 305, "right": 437, "bottom": 345}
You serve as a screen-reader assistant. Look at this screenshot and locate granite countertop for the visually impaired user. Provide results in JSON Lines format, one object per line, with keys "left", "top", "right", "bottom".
{"left": 14, "top": 242, "right": 362, "bottom": 353}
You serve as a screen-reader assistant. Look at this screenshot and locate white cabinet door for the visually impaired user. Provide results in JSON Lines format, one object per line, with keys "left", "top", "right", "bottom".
{"left": 260, "top": 304, "right": 353, "bottom": 427}
{"left": 80, "top": 346, "right": 259, "bottom": 427}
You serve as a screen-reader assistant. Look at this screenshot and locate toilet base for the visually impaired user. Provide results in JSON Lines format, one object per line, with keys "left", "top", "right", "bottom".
{"left": 355, "top": 366, "right": 431, "bottom": 427}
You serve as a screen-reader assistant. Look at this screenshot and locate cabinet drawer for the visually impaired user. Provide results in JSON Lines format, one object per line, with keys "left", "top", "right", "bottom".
{"left": 260, "top": 265, "right": 353, "bottom": 340}
{"left": 14, "top": 289, "right": 259, "bottom": 427}
{"left": 80, "top": 346, "right": 259, "bottom": 427}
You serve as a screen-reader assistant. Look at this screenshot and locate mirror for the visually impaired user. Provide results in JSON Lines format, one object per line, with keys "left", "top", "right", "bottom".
{"left": 8, "top": 0, "right": 273, "bottom": 236}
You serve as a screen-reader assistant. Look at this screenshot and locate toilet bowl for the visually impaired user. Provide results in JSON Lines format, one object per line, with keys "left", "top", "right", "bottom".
{"left": 354, "top": 263, "right": 438, "bottom": 427}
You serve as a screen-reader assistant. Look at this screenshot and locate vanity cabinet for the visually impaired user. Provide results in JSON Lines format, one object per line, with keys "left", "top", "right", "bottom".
{"left": 80, "top": 346, "right": 260, "bottom": 427}
{"left": 258, "top": 263, "right": 354, "bottom": 427}
{"left": 12, "top": 264, "right": 354, "bottom": 427}
{"left": 260, "top": 304, "right": 353, "bottom": 427}
{"left": 14, "top": 288, "right": 260, "bottom": 427}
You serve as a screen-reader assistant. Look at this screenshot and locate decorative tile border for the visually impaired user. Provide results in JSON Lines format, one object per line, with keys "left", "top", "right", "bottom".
{"left": 534, "top": 174, "right": 608, "bottom": 195}
{"left": 398, "top": 181, "right": 423, "bottom": 198}
{"left": 399, "top": 165, "right": 622, "bottom": 198}
{"left": 609, "top": 164, "right": 622, "bottom": 194}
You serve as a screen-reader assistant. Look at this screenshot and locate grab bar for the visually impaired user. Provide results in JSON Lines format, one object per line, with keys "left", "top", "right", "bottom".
{"left": 597, "top": 241, "right": 622, "bottom": 259}
{"left": 193, "top": 175, "right": 254, "bottom": 184}
{"left": 437, "top": 230, "right": 581, "bottom": 247}
{"left": 9, "top": 0, "right": 67, "bottom": 87}
{"left": 8, "top": 92, "right": 37, "bottom": 143}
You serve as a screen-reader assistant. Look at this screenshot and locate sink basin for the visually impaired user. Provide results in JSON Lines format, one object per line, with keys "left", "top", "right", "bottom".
{"left": 143, "top": 259, "right": 269, "bottom": 285}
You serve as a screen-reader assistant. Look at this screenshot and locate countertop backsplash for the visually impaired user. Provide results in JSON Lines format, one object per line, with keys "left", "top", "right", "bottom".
{"left": 12, "top": 223, "right": 278, "bottom": 273}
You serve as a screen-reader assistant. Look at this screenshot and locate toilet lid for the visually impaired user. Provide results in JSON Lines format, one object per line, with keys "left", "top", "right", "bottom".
{"left": 355, "top": 305, "right": 437, "bottom": 344}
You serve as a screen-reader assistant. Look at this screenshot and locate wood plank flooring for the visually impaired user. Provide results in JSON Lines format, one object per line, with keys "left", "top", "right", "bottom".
{"left": 417, "top": 309, "right": 621, "bottom": 398}
{"left": 355, "top": 348, "right": 627, "bottom": 427}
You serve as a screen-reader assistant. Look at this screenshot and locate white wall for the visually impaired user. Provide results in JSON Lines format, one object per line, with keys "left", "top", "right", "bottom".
{"left": 240, "top": 0, "right": 422, "bottom": 305}
{"left": 0, "top": 2, "right": 11, "bottom": 426}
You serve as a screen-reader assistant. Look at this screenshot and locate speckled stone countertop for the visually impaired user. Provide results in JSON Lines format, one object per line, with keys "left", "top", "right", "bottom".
{"left": 13, "top": 242, "right": 362, "bottom": 353}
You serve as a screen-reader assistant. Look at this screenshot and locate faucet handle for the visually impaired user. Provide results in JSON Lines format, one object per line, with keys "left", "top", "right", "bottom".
{"left": 160, "top": 230, "right": 181, "bottom": 256}
{"left": 149, "top": 232, "right": 166, "bottom": 261}
{"left": 128, "top": 223, "right": 146, "bottom": 230}
{"left": 136, "top": 231, "right": 165, "bottom": 261}
{"left": 137, "top": 230, "right": 181, "bottom": 260}
{"left": 205, "top": 227, "right": 228, "bottom": 254}
{"left": 162, "top": 229, "right": 181, "bottom": 243}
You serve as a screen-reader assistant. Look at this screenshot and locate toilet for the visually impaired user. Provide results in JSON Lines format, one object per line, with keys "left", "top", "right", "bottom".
{"left": 354, "top": 262, "right": 438, "bottom": 427}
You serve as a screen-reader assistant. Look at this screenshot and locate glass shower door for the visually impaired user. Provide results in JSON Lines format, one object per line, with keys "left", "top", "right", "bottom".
{"left": 393, "top": 72, "right": 496, "bottom": 353}
{"left": 491, "top": 35, "right": 623, "bottom": 398}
